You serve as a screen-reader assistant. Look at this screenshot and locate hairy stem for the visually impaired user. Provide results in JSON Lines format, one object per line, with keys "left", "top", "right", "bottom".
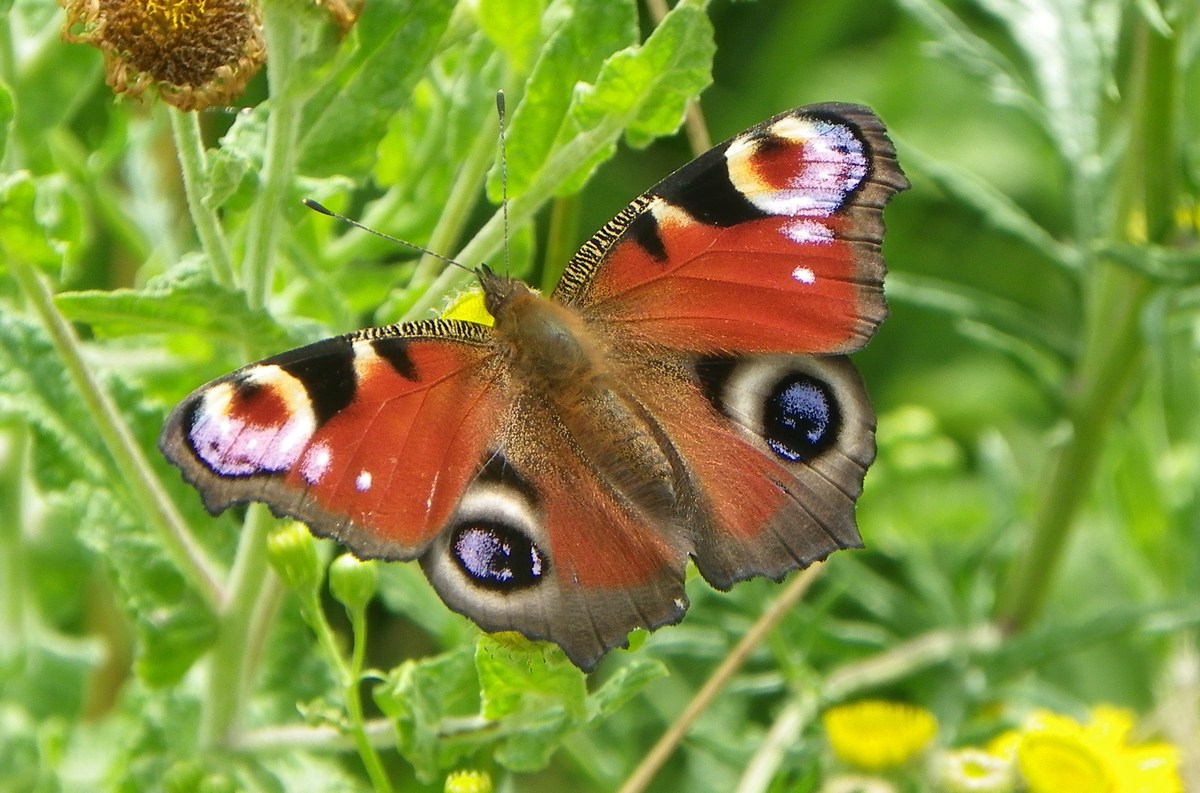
{"left": 241, "top": 2, "right": 306, "bottom": 309}
{"left": 169, "top": 108, "right": 237, "bottom": 288}
{"left": 8, "top": 258, "right": 225, "bottom": 610}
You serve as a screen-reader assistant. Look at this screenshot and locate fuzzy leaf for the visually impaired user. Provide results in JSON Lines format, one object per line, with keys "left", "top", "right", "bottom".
{"left": 476, "top": 634, "right": 587, "bottom": 721}
{"left": 0, "top": 316, "right": 109, "bottom": 490}
{"left": 64, "top": 485, "right": 220, "bottom": 686}
{"left": 55, "top": 262, "right": 305, "bottom": 351}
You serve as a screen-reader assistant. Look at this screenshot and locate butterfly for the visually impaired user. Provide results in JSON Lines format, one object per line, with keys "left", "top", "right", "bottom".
{"left": 160, "top": 103, "right": 908, "bottom": 671}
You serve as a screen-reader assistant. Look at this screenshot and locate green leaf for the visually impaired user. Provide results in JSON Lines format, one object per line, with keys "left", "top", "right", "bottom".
{"left": 476, "top": 634, "right": 586, "bottom": 721}
{"left": 0, "top": 172, "right": 73, "bottom": 279}
{"left": 588, "top": 656, "right": 668, "bottom": 719}
{"left": 551, "top": 0, "right": 715, "bottom": 195}
{"left": 476, "top": 635, "right": 586, "bottom": 772}
{"left": 477, "top": 0, "right": 547, "bottom": 74}
{"left": 498, "top": 0, "right": 639, "bottom": 197}
{"left": 297, "top": 0, "right": 456, "bottom": 178}
{"left": 0, "top": 315, "right": 109, "bottom": 490}
{"left": 54, "top": 260, "right": 306, "bottom": 351}
{"left": 64, "top": 485, "right": 219, "bottom": 686}
{"left": 374, "top": 646, "right": 485, "bottom": 783}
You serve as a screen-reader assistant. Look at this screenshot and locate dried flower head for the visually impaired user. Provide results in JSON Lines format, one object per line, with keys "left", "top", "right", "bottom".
{"left": 60, "top": 0, "right": 266, "bottom": 111}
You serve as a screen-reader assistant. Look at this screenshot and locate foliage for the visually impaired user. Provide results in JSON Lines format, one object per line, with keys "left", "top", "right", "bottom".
{"left": 1, "top": 0, "right": 1197, "bottom": 791}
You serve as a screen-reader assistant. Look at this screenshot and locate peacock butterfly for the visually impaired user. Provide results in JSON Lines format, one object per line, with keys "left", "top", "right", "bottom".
{"left": 160, "top": 103, "right": 908, "bottom": 670}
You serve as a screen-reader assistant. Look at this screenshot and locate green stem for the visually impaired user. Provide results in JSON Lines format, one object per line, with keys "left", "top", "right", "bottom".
{"left": 997, "top": 15, "right": 1177, "bottom": 630}
{"left": 241, "top": 3, "right": 306, "bottom": 309}
{"left": 0, "top": 426, "right": 29, "bottom": 657}
{"left": 8, "top": 258, "right": 225, "bottom": 611}
{"left": 169, "top": 108, "right": 237, "bottom": 288}
{"left": 199, "top": 504, "right": 275, "bottom": 748}
{"left": 344, "top": 605, "right": 394, "bottom": 793}
{"left": 290, "top": 580, "right": 394, "bottom": 789}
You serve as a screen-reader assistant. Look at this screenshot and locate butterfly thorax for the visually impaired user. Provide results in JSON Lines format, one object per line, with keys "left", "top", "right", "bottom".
{"left": 481, "top": 270, "right": 679, "bottom": 520}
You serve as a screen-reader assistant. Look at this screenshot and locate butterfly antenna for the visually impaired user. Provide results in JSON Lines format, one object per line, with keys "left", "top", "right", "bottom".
{"left": 496, "top": 90, "right": 511, "bottom": 276}
{"left": 302, "top": 199, "right": 474, "bottom": 275}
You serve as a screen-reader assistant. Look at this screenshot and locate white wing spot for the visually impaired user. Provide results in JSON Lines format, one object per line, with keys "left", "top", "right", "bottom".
{"left": 355, "top": 469, "right": 373, "bottom": 492}
{"left": 301, "top": 442, "right": 333, "bottom": 485}
{"left": 792, "top": 266, "right": 816, "bottom": 285}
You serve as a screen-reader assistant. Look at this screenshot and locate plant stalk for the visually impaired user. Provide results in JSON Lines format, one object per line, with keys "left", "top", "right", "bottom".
{"left": 8, "top": 257, "right": 226, "bottom": 611}
{"left": 998, "top": 14, "right": 1177, "bottom": 630}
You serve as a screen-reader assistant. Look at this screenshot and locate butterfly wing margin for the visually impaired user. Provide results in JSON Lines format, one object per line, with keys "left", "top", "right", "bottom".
{"left": 555, "top": 103, "right": 908, "bottom": 355}
{"left": 159, "top": 319, "right": 508, "bottom": 560}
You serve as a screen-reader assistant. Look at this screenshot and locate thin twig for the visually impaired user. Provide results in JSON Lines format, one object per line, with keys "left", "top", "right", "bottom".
{"left": 617, "top": 565, "right": 824, "bottom": 793}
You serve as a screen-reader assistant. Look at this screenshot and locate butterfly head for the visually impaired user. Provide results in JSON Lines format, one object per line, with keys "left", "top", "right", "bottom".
{"left": 477, "top": 264, "right": 533, "bottom": 323}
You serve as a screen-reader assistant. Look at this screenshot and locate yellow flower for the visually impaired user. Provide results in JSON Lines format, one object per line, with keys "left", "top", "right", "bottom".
{"left": 1014, "top": 706, "right": 1183, "bottom": 793}
{"left": 60, "top": 0, "right": 266, "bottom": 110}
{"left": 444, "top": 769, "right": 492, "bottom": 793}
{"left": 822, "top": 700, "right": 938, "bottom": 771}
{"left": 1018, "top": 729, "right": 1112, "bottom": 793}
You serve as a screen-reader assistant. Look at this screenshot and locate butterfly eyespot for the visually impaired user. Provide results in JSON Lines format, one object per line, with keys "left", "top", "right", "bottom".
{"left": 451, "top": 522, "right": 548, "bottom": 591}
{"left": 762, "top": 374, "right": 840, "bottom": 462}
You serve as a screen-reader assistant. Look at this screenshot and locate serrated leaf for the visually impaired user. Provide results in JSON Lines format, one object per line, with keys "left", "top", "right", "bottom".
{"left": 374, "top": 646, "right": 484, "bottom": 783}
{"left": 297, "top": 0, "right": 456, "bottom": 178}
{"left": 0, "top": 315, "right": 109, "bottom": 490}
{"left": 496, "top": 0, "right": 638, "bottom": 198}
{"left": 549, "top": 0, "right": 715, "bottom": 195}
{"left": 569, "top": 1, "right": 713, "bottom": 145}
{"left": 54, "top": 261, "right": 304, "bottom": 351}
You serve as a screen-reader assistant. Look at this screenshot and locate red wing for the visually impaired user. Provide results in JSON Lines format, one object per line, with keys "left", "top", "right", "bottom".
{"left": 159, "top": 320, "right": 507, "bottom": 559}
{"left": 554, "top": 103, "right": 907, "bottom": 355}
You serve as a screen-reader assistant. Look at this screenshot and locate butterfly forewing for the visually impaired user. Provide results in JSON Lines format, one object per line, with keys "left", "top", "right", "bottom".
{"left": 160, "top": 321, "right": 506, "bottom": 558}
{"left": 556, "top": 103, "right": 907, "bottom": 355}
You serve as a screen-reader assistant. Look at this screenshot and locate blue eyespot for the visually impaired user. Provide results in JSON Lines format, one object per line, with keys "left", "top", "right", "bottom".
{"left": 764, "top": 375, "right": 839, "bottom": 462}
{"left": 452, "top": 523, "right": 546, "bottom": 590}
